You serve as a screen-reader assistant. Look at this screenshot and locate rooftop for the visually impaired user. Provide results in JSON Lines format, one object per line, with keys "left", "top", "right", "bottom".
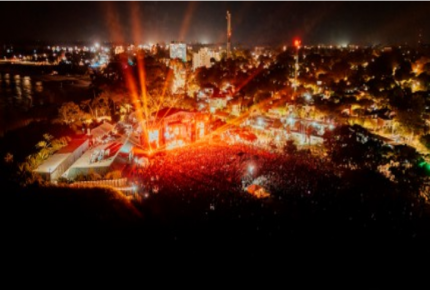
{"left": 91, "top": 122, "right": 114, "bottom": 139}
{"left": 34, "top": 153, "right": 70, "bottom": 173}
{"left": 57, "top": 138, "right": 88, "bottom": 154}
{"left": 67, "top": 141, "right": 122, "bottom": 171}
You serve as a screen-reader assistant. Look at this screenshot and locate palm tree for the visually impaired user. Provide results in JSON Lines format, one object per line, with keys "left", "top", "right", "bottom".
{"left": 4, "top": 153, "right": 13, "bottom": 164}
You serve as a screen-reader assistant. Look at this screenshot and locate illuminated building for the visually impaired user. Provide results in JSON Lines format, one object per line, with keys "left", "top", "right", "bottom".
{"left": 172, "top": 67, "right": 186, "bottom": 94}
{"left": 253, "top": 46, "right": 267, "bottom": 57}
{"left": 171, "top": 61, "right": 186, "bottom": 94}
{"left": 192, "top": 47, "right": 220, "bottom": 71}
{"left": 169, "top": 41, "right": 187, "bottom": 62}
{"left": 144, "top": 108, "right": 208, "bottom": 150}
{"left": 209, "top": 96, "right": 227, "bottom": 113}
{"left": 114, "top": 46, "right": 125, "bottom": 55}
{"left": 229, "top": 99, "right": 243, "bottom": 117}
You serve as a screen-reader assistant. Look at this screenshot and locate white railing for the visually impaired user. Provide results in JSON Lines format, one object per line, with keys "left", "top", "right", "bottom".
{"left": 71, "top": 178, "right": 128, "bottom": 188}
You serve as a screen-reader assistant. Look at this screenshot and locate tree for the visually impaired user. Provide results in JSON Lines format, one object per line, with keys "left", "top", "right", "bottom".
{"left": 105, "top": 170, "right": 122, "bottom": 180}
{"left": 56, "top": 102, "right": 85, "bottom": 126}
{"left": 323, "top": 124, "right": 387, "bottom": 170}
{"left": 388, "top": 145, "right": 427, "bottom": 195}
{"left": 395, "top": 93, "right": 426, "bottom": 138}
{"left": 16, "top": 161, "right": 43, "bottom": 187}
{"left": 4, "top": 152, "right": 13, "bottom": 164}
{"left": 283, "top": 139, "right": 297, "bottom": 155}
{"left": 394, "top": 61, "right": 413, "bottom": 82}
{"left": 331, "top": 59, "right": 351, "bottom": 81}
{"left": 419, "top": 134, "right": 430, "bottom": 150}
{"left": 91, "top": 93, "right": 111, "bottom": 119}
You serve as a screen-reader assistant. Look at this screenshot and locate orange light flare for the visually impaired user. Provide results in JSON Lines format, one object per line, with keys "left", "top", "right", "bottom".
{"left": 103, "top": 2, "right": 123, "bottom": 45}
{"left": 179, "top": 2, "right": 198, "bottom": 41}
{"left": 234, "top": 66, "right": 264, "bottom": 94}
{"left": 153, "top": 68, "right": 175, "bottom": 119}
{"left": 129, "top": 1, "right": 143, "bottom": 43}
{"left": 102, "top": 1, "right": 144, "bottom": 129}
{"left": 136, "top": 54, "right": 149, "bottom": 124}
{"left": 150, "top": 67, "right": 184, "bottom": 135}
{"left": 128, "top": 2, "right": 154, "bottom": 150}
{"left": 294, "top": 39, "right": 301, "bottom": 48}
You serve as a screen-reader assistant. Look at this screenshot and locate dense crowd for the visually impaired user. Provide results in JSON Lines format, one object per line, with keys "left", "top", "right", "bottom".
{"left": 125, "top": 139, "right": 351, "bottom": 234}
{"left": 123, "top": 140, "right": 430, "bottom": 249}
{"left": 132, "top": 140, "right": 340, "bottom": 201}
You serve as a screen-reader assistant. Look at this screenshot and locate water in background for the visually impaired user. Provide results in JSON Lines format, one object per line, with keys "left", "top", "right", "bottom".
{"left": 0, "top": 72, "right": 43, "bottom": 112}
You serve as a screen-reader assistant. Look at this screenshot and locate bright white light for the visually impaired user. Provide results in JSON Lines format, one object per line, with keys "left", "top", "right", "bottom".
{"left": 257, "top": 118, "right": 264, "bottom": 126}
{"left": 329, "top": 124, "right": 335, "bottom": 130}
{"left": 95, "top": 43, "right": 100, "bottom": 49}
{"left": 248, "top": 165, "right": 254, "bottom": 174}
{"left": 288, "top": 117, "right": 295, "bottom": 124}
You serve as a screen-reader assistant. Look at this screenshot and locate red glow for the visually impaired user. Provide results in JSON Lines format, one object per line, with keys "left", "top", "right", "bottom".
{"left": 179, "top": 2, "right": 197, "bottom": 41}
{"left": 294, "top": 39, "right": 301, "bottom": 48}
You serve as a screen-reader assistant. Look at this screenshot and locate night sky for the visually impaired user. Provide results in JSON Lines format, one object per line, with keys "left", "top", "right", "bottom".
{"left": 0, "top": 1, "right": 429, "bottom": 46}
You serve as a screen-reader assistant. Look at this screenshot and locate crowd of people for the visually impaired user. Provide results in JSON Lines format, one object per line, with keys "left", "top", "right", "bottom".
{"left": 121, "top": 138, "right": 429, "bottom": 249}
{"left": 126, "top": 139, "right": 342, "bottom": 216}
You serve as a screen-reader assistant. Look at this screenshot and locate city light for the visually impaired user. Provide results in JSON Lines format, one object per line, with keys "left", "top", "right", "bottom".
{"left": 2, "top": 2, "right": 430, "bottom": 255}
{"left": 248, "top": 165, "right": 254, "bottom": 174}
{"left": 257, "top": 118, "right": 264, "bottom": 126}
{"left": 288, "top": 117, "right": 295, "bottom": 125}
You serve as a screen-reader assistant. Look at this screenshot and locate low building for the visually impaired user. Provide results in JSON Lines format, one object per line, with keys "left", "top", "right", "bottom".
{"left": 209, "top": 96, "right": 227, "bottom": 113}
{"left": 66, "top": 129, "right": 141, "bottom": 180}
{"left": 34, "top": 138, "right": 89, "bottom": 181}
{"left": 66, "top": 139, "right": 124, "bottom": 179}
{"left": 91, "top": 122, "right": 114, "bottom": 144}
{"left": 192, "top": 47, "right": 220, "bottom": 71}
{"left": 229, "top": 99, "right": 243, "bottom": 116}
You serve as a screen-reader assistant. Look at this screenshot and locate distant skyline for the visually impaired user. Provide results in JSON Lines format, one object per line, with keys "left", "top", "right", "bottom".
{"left": 0, "top": 1, "right": 429, "bottom": 46}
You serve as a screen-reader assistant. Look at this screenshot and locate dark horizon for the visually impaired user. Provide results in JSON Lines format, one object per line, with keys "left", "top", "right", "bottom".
{"left": 0, "top": 1, "right": 429, "bottom": 46}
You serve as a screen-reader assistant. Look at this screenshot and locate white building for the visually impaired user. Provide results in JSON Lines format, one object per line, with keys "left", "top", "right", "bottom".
{"left": 34, "top": 138, "right": 89, "bottom": 181}
{"left": 114, "top": 46, "right": 125, "bottom": 55}
{"left": 192, "top": 47, "right": 220, "bottom": 71}
{"left": 170, "top": 42, "right": 187, "bottom": 62}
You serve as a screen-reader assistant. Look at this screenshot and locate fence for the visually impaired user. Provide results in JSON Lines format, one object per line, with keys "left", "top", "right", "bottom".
{"left": 71, "top": 178, "right": 128, "bottom": 188}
